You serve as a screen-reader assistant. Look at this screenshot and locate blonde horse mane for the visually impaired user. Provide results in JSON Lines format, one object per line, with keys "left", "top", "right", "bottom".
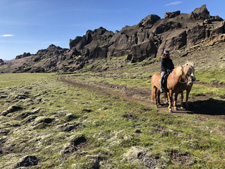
{"left": 174, "top": 61, "right": 195, "bottom": 77}
{"left": 182, "top": 61, "right": 195, "bottom": 75}
{"left": 174, "top": 66, "right": 183, "bottom": 77}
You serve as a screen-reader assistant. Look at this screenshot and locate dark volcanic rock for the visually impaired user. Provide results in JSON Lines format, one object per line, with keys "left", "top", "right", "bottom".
{"left": 2, "top": 105, "right": 23, "bottom": 116}
{"left": 61, "top": 134, "right": 87, "bottom": 154}
{"left": 16, "top": 155, "right": 38, "bottom": 167}
{"left": 0, "top": 59, "right": 4, "bottom": 65}
{"left": 189, "top": 4, "right": 210, "bottom": 20}
{"left": 138, "top": 14, "right": 161, "bottom": 28}
{"left": 1, "top": 5, "right": 225, "bottom": 73}
{"left": 129, "top": 40, "right": 158, "bottom": 62}
{"left": 154, "top": 21, "right": 182, "bottom": 34}
{"left": 165, "top": 11, "right": 181, "bottom": 19}
{"left": 16, "top": 52, "right": 31, "bottom": 59}
{"left": 69, "top": 27, "right": 114, "bottom": 59}
{"left": 187, "top": 25, "right": 206, "bottom": 48}
{"left": 158, "top": 30, "right": 187, "bottom": 54}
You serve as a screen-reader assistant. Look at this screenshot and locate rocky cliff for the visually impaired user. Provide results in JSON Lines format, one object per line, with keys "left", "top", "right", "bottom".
{"left": 1, "top": 5, "right": 224, "bottom": 73}
{"left": 0, "top": 59, "right": 4, "bottom": 65}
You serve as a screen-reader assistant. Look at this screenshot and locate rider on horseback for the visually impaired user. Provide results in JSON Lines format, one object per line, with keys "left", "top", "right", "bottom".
{"left": 159, "top": 50, "right": 174, "bottom": 93}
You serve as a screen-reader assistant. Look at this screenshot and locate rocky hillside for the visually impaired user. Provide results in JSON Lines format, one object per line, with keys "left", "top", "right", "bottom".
{"left": 0, "top": 4, "right": 225, "bottom": 73}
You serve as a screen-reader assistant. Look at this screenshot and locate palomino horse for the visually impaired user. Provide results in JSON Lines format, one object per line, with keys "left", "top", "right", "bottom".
{"left": 179, "top": 62, "right": 196, "bottom": 108}
{"left": 151, "top": 62, "right": 195, "bottom": 112}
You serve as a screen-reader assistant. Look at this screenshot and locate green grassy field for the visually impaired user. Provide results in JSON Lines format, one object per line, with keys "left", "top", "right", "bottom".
{"left": 0, "top": 72, "right": 225, "bottom": 168}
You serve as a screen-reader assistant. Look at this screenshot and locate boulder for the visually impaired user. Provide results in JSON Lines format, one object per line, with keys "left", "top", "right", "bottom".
{"left": 19, "top": 108, "right": 41, "bottom": 119}
{"left": 16, "top": 155, "right": 38, "bottom": 167}
{"left": 2, "top": 105, "right": 23, "bottom": 116}
{"left": 61, "top": 123, "right": 80, "bottom": 132}
{"left": 189, "top": 4, "right": 210, "bottom": 20}
{"left": 165, "top": 11, "right": 181, "bottom": 19}
{"left": 15, "top": 52, "right": 31, "bottom": 59}
{"left": 61, "top": 134, "right": 87, "bottom": 154}
{"left": 187, "top": 25, "right": 206, "bottom": 48}
{"left": 0, "top": 59, "right": 4, "bottom": 65}
{"left": 138, "top": 14, "right": 161, "bottom": 28}
{"left": 108, "top": 26, "right": 138, "bottom": 58}
{"left": 157, "top": 30, "right": 187, "bottom": 56}
{"left": 129, "top": 40, "right": 157, "bottom": 62}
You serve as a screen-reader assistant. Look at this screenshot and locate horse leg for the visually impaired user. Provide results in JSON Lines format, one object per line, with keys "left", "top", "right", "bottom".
{"left": 185, "top": 89, "right": 190, "bottom": 108}
{"left": 168, "top": 90, "right": 173, "bottom": 113}
{"left": 157, "top": 90, "right": 160, "bottom": 105}
{"left": 164, "top": 92, "right": 168, "bottom": 105}
{"left": 180, "top": 91, "right": 184, "bottom": 109}
{"left": 155, "top": 87, "right": 158, "bottom": 107}
{"left": 174, "top": 92, "right": 178, "bottom": 111}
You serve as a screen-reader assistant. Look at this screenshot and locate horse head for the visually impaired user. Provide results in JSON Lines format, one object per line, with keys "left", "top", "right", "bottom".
{"left": 183, "top": 61, "right": 196, "bottom": 86}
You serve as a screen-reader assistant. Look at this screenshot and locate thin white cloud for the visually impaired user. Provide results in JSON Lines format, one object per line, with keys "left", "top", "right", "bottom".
{"left": 164, "top": 1, "right": 182, "bottom": 6}
{"left": 1, "top": 34, "right": 15, "bottom": 37}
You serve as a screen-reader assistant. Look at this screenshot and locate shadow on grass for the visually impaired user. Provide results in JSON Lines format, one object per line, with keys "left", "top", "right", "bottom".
{"left": 186, "top": 98, "right": 225, "bottom": 115}
{"left": 160, "top": 98, "right": 225, "bottom": 115}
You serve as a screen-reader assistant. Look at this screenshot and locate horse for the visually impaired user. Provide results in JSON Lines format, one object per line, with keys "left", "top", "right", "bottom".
{"left": 179, "top": 62, "right": 196, "bottom": 109}
{"left": 151, "top": 61, "right": 195, "bottom": 112}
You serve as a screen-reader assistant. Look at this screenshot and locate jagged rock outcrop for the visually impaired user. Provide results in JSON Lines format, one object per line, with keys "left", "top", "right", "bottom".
{"left": 189, "top": 4, "right": 210, "bottom": 20}
{"left": 0, "top": 59, "right": 4, "bottom": 65}
{"left": 165, "top": 11, "right": 180, "bottom": 19}
{"left": 16, "top": 52, "right": 32, "bottom": 59}
{"left": 138, "top": 14, "right": 161, "bottom": 28}
{"left": 1, "top": 4, "right": 224, "bottom": 73}
{"left": 69, "top": 27, "right": 114, "bottom": 59}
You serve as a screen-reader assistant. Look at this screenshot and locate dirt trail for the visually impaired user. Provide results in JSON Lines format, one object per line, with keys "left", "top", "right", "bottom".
{"left": 195, "top": 80, "right": 225, "bottom": 88}
{"left": 60, "top": 77, "right": 225, "bottom": 122}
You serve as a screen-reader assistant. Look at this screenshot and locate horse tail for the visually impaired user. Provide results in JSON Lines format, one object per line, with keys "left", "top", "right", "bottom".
{"left": 151, "top": 76, "right": 156, "bottom": 102}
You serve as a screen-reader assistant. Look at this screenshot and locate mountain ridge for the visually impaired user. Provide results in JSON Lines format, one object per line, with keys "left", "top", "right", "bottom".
{"left": 0, "top": 4, "right": 224, "bottom": 73}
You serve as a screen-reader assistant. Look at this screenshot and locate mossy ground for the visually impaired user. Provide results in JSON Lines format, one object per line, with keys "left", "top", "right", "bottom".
{"left": 0, "top": 71, "right": 225, "bottom": 168}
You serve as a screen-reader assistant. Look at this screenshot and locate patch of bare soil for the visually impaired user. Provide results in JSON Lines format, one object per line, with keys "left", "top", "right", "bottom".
{"left": 60, "top": 77, "right": 225, "bottom": 123}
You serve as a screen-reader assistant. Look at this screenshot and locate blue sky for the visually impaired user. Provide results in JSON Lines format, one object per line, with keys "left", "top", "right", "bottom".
{"left": 1, "top": 0, "right": 225, "bottom": 60}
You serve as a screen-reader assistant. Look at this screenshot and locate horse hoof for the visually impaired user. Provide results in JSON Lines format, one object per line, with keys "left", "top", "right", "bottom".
{"left": 174, "top": 107, "right": 177, "bottom": 111}
{"left": 169, "top": 109, "right": 173, "bottom": 113}
{"left": 180, "top": 106, "right": 184, "bottom": 110}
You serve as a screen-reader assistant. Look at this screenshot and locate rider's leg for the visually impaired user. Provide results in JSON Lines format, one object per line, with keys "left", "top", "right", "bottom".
{"left": 159, "top": 71, "right": 166, "bottom": 93}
